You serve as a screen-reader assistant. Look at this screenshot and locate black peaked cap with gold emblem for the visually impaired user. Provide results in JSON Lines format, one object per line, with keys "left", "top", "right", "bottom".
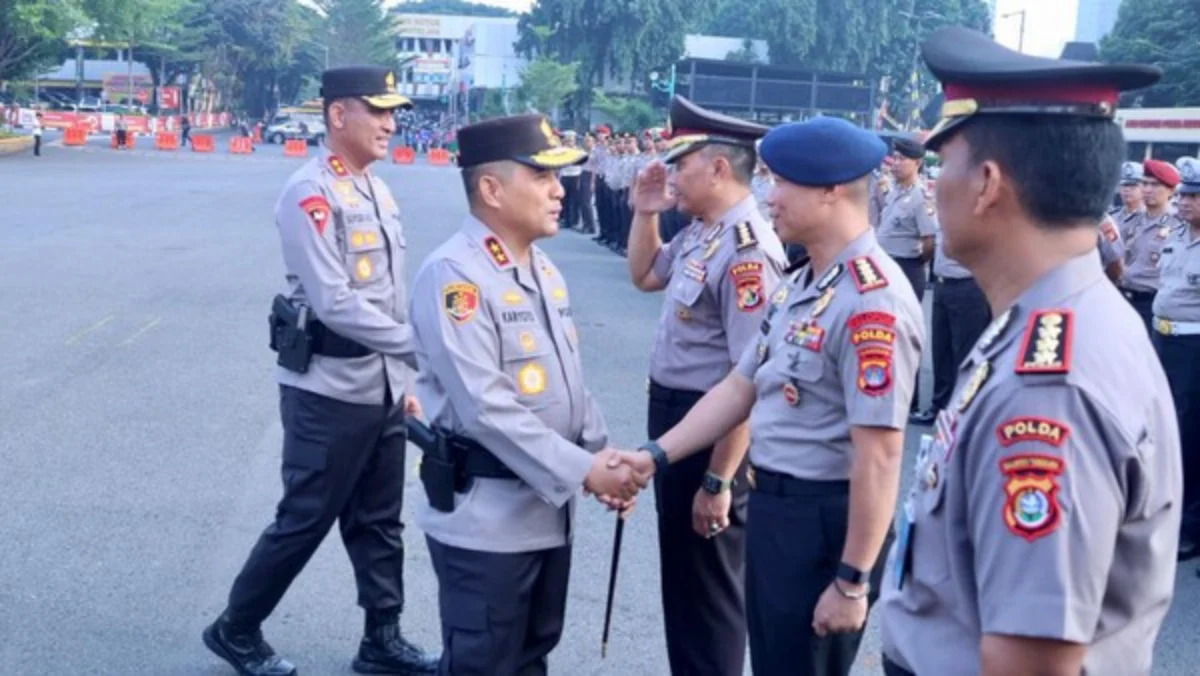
{"left": 663, "top": 95, "right": 769, "bottom": 164}
{"left": 456, "top": 114, "right": 588, "bottom": 170}
{"left": 321, "top": 65, "right": 413, "bottom": 110}
{"left": 920, "top": 26, "right": 1161, "bottom": 150}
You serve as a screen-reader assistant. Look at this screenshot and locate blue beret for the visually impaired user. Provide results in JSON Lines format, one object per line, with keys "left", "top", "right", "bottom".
{"left": 759, "top": 117, "right": 887, "bottom": 187}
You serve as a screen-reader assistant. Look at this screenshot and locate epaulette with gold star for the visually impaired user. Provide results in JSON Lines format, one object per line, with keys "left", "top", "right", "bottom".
{"left": 1015, "top": 309, "right": 1073, "bottom": 375}
{"left": 734, "top": 221, "right": 758, "bottom": 251}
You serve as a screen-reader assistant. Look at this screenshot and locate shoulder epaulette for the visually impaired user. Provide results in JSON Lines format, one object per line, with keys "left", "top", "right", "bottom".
{"left": 734, "top": 221, "right": 758, "bottom": 251}
{"left": 848, "top": 256, "right": 889, "bottom": 294}
{"left": 1015, "top": 309, "right": 1073, "bottom": 375}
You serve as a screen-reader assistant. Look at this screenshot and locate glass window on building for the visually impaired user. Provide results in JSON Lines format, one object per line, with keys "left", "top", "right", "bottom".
{"left": 1150, "top": 142, "right": 1194, "bottom": 164}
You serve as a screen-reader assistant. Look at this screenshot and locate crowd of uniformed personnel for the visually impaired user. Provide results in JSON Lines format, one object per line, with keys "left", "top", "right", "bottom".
{"left": 202, "top": 25, "right": 1200, "bottom": 676}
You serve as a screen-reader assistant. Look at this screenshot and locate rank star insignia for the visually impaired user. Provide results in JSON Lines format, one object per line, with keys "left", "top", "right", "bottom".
{"left": 327, "top": 155, "right": 350, "bottom": 178}
{"left": 442, "top": 282, "right": 480, "bottom": 324}
{"left": 1000, "top": 454, "right": 1065, "bottom": 542}
{"left": 483, "top": 236, "right": 511, "bottom": 268}
{"left": 810, "top": 288, "right": 835, "bottom": 318}
{"left": 1015, "top": 310, "right": 1073, "bottom": 375}
{"left": 703, "top": 238, "right": 721, "bottom": 260}
{"left": 956, "top": 360, "right": 991, "bottom": 412}
{"left": 849, "top": 256, "right": 889, "bottom": 293}
{"left": 735, "top": 222, "right": 758, "bottom": 251}
{"left": 517, "top": 362, "right": 547, "bottom": 394}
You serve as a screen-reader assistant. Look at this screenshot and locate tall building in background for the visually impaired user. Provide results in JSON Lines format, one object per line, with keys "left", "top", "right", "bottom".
{"left": 1075, "top": 0, "right": 1121, "bottom": 43}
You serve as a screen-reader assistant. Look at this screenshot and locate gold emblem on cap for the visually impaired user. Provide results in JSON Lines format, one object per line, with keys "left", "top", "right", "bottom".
{"left": 385, "top": 71, "right": 396, "bottom": 89}
{"left": 540, "top": 119, "right": 560, "bottom": 147}
{"left": 942, "top": 98, "right": 979, "bottom": 119}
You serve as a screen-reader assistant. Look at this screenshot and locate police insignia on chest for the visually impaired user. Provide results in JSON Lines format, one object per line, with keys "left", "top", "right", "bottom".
{"left": 1015, "top": 310, "right": 1073, "bottom": 375}
{"left": 782, "top": 380, "right": 801, "bottom": 406}
{"left": 810, "top": 287, "right": 835, "bottom": 319}
{"left": 956, "top": 360, "right": 991, "bottom": 412}
{"left": 771, "top": 285, "right": 790, "bottom": 306}
{"left": 703, "top": 238, "right": 721, "bottom": 260}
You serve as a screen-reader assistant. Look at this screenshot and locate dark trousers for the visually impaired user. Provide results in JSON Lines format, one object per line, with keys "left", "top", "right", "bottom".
{"left": 648, "top": 382, "right": 748, "bottom": 676}
{"left": 882, "top": 656, "right": 916, "bottom": 676}
{"left": 1154, "top": 332, "right": 1200, "bottom": 535}
{"left": 596, "top": 182, "right": 612, "bottom": 243}
{"left": 1121, "top": 288, "right": 1156, "bottom": 337}
{"left": 561, "top": 174, "right": 580, "bottom": 229}
{"left": 930, "top": 276, "right": 991, "bottom": 411}
{"left": 33, "top": 135, "right": 41, "bottom": 156}
{"left": 893, "top": 256, "right": 927, "bottom": 410}
{"left": 426, "top": 538, "right": 571, "bottom": 676}
{"left": 744, "top": 473, "right": 889, "bottom": 676}
{"left": 226, "top": 385, "right": 408, "bottom": 625}
{"left": 578, "top": 172, "right": 596, "bottom": 234}
{"left": 116, "top": 129, "right": 127, "bottom": 147}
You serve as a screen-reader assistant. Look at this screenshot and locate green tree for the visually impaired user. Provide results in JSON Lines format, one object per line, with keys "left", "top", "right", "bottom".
{"left": 518, "top": 56, "right": 579, "bottom": 118}
{"left": 0, "top": 0, "right": 86, "bottom": 81}
{"left": 1100, "top": 0, "right": 1200, "bottom": 107}
{"left": 591, "top": 89, "right": 660, "bottom": 132}
{"left": 319, "top": 0, "right": 395, "bottom": 68}
{"left": 725, "top": 38, "right": 763, "bottom": 64}
{"left": 390, "top": 0, "right": 515, "bottom": 17}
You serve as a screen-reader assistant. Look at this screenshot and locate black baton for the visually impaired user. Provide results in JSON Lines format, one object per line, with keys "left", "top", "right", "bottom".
{"left": 600, "top": 514, "right": 625, "bottom": 658}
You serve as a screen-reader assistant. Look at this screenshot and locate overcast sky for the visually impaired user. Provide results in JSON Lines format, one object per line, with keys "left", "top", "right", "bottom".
{"left": 388, "top": 0, "right": 1080, "bottom": 59}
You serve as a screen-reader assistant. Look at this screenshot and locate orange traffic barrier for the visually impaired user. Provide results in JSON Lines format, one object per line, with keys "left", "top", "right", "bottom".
{"left": 191, "top": 134, "right": 215, "bottom": 153}
{"left": 427, "top": 148, "right": 450, "bottom": 165}
{"left": 252, "top": 127, "right": 263, "bottom": 144}
{"left": 155, "top": 132, "right": 180, "bottom": 151}
{"left": 392, "top": 146, "right": 416, "bottom": 164}
{"left": 63, "top": 126, "right": 88, "bottom": 146}
{"left": 283, "top": 139, "right": 308, "bottom": 157}
{"left": 230, "top": 137, "right": 254, "bottom": 154}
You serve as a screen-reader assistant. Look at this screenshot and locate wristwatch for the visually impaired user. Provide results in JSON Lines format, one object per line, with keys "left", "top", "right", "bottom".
{"left": 639, "top": 440, "right": 670, "bottom": 475}
{"left": 700, "top": 471, "right": 733, "bottom": 495}
{"left": 836, "top": 562, "right": 868, "bottom": 586}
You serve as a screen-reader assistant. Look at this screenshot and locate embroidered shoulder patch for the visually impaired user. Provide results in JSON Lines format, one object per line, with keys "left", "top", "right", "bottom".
{"left": 734, "top": 221, "right": 758, "bottom": 251}
{"left": 299, "top": 195, "right": 332, "bottom": 235}
{"left": 484, "top": 236, "right": 512, "bottom": 268}
{"left": 995, "top": 418, "right": 1071, "bottom": 448}
{"left": 1000, "top": 454, "right": 1065, "bottom": 542}
{"left": 443, "top": 282, "right": 480, "bottom": 324}
{"left": 848, "top": 311, "right": 897, "bottom": 348}
{"left": 730, "top": 261, "right": 765, "bottom": 312}
{"left": 855, "top": 347, "right": 893, "bottom": 397}
{"left": 1015, "top": 310, "right": 1073, "bottom": 375}
{"left": 849, "top": 256, "right": 889, "bottom": 293}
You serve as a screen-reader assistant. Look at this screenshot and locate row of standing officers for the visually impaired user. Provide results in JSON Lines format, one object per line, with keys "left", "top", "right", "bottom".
{"left": 202, "top": 27, "right": 1193, "bottom": 676}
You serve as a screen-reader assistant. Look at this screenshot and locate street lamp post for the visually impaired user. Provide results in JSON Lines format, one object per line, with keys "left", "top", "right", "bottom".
{"left": 1001, "top": 10, "right": 1028, "bottom": 53}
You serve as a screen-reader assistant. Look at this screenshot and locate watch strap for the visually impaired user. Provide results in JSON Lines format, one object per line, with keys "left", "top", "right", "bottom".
{"left": 836, "top": 561, "right": 868, "bottom": 585}
{"left": 640, "top": 440, "right": 670, "bottom": 475}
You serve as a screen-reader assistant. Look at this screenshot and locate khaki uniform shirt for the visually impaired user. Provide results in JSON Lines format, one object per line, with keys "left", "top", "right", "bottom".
{"left": 1153, "top": 223, "right": 1200, "bottom": 322}
{"left": 410, "top": 217, "right": 608, "bottom": 553}
{"left": 275, "top": 147, "right": 415, "bottom": 405}
{"left": 880, "top": 250, "right": 1181, "bottom": 676}
{"left": 876, "top": 182, "right": 937, "bottom": 259}
{"left": 1121, "top": 209, "right": 1183, "bottom": 292}
{"left": 734, "top": 229, "right": 924, "bottom": 480}
{"left": 649, "top": 195, "right": 787, "bottom": 391}
{"left": 1097, "top": 215, "right": 1124, "bottom": 268}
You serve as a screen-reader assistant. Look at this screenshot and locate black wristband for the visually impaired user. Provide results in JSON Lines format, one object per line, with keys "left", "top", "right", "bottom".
{"left": 836, "top": 561, "right": 868, "bottom": 585}
{"left": 640, "top": 440, "right": 670, "bottom": 475}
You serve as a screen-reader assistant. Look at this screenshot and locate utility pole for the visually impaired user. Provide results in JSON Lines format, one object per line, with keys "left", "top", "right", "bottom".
{"left": 1002, "top": 9, "right": 1027, "bottom": 53}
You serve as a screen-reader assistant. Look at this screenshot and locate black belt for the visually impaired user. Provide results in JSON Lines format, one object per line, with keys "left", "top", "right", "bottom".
{"left": 883, "top": 656, "right": 916, "bottom": 676}
{"left": 446, "top": 434, "right": 519, "bottom": 480}
{"left": 749, "top": 466, "right": 849, "bottom": 497}
{"left": 1119, "top": 288, "right": 1156, "bottom": 302}
{"left": 309, "top": 321, "right": 373, "bottom": 358}
{"left": 648, "top": 380, "right": 706, "bottom": 406}
{"left": 935, "top": 275, "right": 973, "bottom": 285}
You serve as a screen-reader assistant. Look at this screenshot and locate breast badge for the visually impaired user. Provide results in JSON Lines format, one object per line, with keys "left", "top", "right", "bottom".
{"left": 955, "top": 360, "right": 991, "bottom": 412}
{"left": 443, "top": 282, "right": 480, "bottom": 324}
{"left": 782, "top": 380, "right": 801, "bottom": 406}
{"left": 519, "top": 331, "right": 537, "bottom": 353}
{"left": 355, "top": 256, "right": 373, "bottom": 280}
{"left": 1000, "top": 454, "right": 1065, "bottom": 542}
{"left": 517, "top": 362, "right": 547, "bottom": 395}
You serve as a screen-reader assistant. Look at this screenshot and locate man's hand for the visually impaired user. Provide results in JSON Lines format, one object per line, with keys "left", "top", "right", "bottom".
{"left": 632, "top": 162, "right": 677, "bottom": 214}
{"left": 605, "top": 449, "right": 656, "bottom": 481}
{"left": 584, "top": 450, "right": 647, "bottom": 501}
{"left": 595, "top": 492, "right": 639, "bottom": 519}
{"left": 403, "top": 395, "right": 424, "bottom": 420}
{"left": 811, "top": 582, "right": 868, "bottom": 638}
{"left": 692, "top": 488, "right": 732, "bottom": 538}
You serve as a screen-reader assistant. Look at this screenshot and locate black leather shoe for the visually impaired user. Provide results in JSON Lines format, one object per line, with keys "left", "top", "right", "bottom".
{"left": 908, "top": 409, "right": 937, "bottom": 425}
{"left": 203, "top": 613, "right": 297, "bottom": 676}
{"left": 1179, "top": 536, "right": 1200, "bottom": 562}
{"left": 352, "top": 609, "right": 439, "bottom": 675}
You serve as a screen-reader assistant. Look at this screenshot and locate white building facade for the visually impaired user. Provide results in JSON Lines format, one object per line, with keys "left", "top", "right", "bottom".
{"left": 392, "top": 13, "right": 520, "bottom": 101}
{"left": 1075, "top": 0, "right": 1121, "bottom": 43}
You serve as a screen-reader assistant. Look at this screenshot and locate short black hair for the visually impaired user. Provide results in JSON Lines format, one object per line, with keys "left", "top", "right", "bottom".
{"left": 702, "top": 144, "right": 756, "bottom": 186}
{"left": 959, "top": 115, "right": 1123, "bottom": 227}
{"left": 461, "top": 161, "right": 514, "bottom": 208}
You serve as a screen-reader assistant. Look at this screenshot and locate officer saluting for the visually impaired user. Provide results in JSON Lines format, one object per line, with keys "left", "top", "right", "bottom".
{"left": 626, "top": 95, "right": 785, "bottom": 676}
{"left": 203, "top": 67, "right": 438, "bottom": 676}
{"left": 408, "top": 114, "right": 642, "bottom": 675}
{"left": 1153, "top": 156, "right": 1200, "bottom": 562}
{"left": 617, "top": 116, "right": 923, "bottom": 676}
{"left": 879, "top": 27, "right": 1181, "bottom": 676}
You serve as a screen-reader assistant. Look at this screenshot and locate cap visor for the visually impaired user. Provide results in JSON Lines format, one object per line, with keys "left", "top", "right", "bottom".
{"left": 515, "top": 147, "right": 588, "bottom": 169}
{"left": 924, "top": 116, "right": 969, "bottom": 151}
{"left": 664, "top": 134, "right": 709, "bottom": 164}
{"left": 362, "top": 94, "right": 414, "bottom": 110}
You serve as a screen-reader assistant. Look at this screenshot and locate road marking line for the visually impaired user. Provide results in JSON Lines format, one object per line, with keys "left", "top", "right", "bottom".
{"left": 65, "top": 314, "right": 114, "bottom": 345}
{"left": 120, "top": 317, "right": 162, "bottom": 346}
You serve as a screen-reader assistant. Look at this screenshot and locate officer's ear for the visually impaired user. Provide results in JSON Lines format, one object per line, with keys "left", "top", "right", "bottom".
{"left": 327, "top": 99, "right": 349, "bottom": 131}
{"left": 470, "top": 161, "right": 514, "bottom": 210}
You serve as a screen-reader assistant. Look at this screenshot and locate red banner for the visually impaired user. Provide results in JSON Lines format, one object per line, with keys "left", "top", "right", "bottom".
{"left": 160, "top": 87, "right": 180, "bottom": 109}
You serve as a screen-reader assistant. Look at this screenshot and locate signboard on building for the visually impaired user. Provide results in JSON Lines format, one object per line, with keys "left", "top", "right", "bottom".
{"left": 395, "top": 15, "right": 444, "bottom": 37}
{"left": 102, "top": 73, "right": 153, "bottom": 104}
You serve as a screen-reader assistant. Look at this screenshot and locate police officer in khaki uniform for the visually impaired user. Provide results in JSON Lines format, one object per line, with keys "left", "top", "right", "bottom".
{"left": 1153, "top": 156, "right": 1200, "bottom": 561}
{"left": 616, "top": 116, "right": 922, "bottom": 676}
{"left": 626, "top": 95, "right": 786, "bottom": 675}
{"left": 1110, "top": 161, "right": 1144, "bottom": 222}
{"left": 1097, "top": 213, "right": 1125, "bottom": 282}
{"left": 1120, "top": 159, "right": 1184, "bottom": 333}
{"left": 204, "top": 66, "right": 438, "bottom": 676}
{"left": 409, "top": 114, "right": 643, "bottom": 675}
{"left": 876, "top": 137, "right": 936, "bottom": 299}
{"left": 879, "top": 27, "right": 1180, "bottom": 676}
{"left": 925, "top": 227, "right": 990, "bottom": 419}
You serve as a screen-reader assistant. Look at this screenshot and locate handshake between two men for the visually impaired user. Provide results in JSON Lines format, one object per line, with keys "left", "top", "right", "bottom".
{"left": 582, "top": 448, "right": 727, "bottom": 539}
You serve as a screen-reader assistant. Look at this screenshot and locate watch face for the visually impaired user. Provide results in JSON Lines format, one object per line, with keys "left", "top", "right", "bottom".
{"left": 702, "top": 474, "right": 723, "bottom": 494}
